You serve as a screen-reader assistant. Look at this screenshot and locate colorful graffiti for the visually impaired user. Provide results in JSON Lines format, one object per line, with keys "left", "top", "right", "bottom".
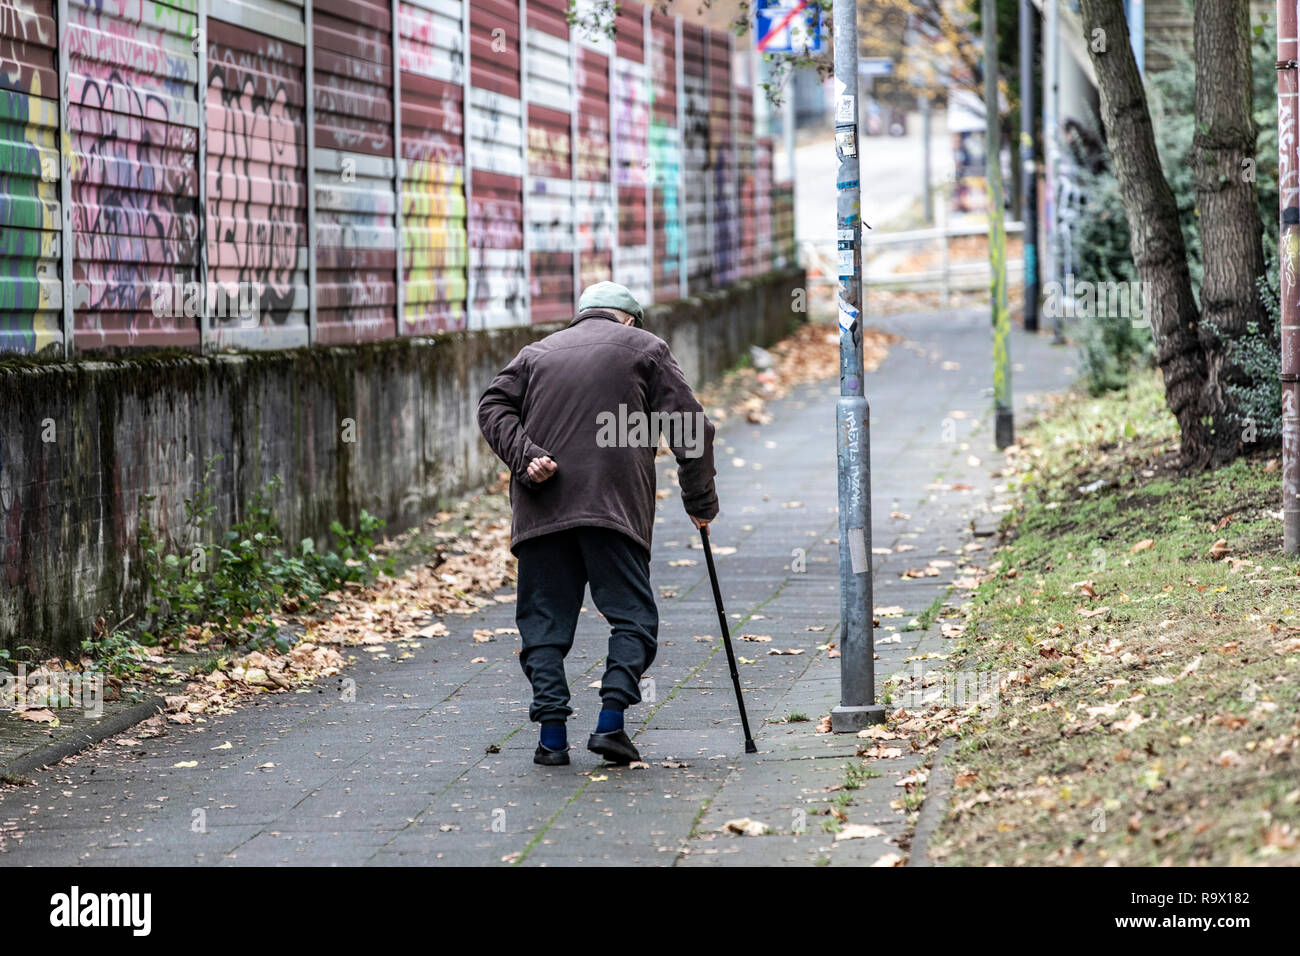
{"left": 648, "top": 8, "right": 681, "bottom": 302}
{"left": 575, "top": 37, "right": 613, "bottom": 290}
{"left": 707, "top": 30, "right": 735, "bottom": 288}
{"left": 313, "top": 0, "right": 398, "bottom": 343}
{"left": 609, "top": 3, "right": 649, "bottom": 305}
{"left": 681, "top": 21, "right": 711, "bottom": 293}
{"left": 67, "top": 0, "right": 202, "bottom": 351}
{"left": 0, "top": 0, "right": 790, "bottom": 352}
{"left": 0, "top": 0, "right": 62, "bottom": 354}
{"left": 400, "top": 0, "right": 468, "bottom": 333}
{"left": 468, "top": 0, "right": 526, "bottom": 328}
{"left": 206, "top": 18, "right": 308, "bottom": 345}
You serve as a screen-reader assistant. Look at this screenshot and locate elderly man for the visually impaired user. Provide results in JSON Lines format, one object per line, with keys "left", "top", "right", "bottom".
{"left": 477, "top": 281, "right": 719, "bottom": 766}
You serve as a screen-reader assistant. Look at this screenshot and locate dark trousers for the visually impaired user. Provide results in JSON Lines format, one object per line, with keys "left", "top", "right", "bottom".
{"left": 514, "top": 527, "right": 659, "bottom": 724}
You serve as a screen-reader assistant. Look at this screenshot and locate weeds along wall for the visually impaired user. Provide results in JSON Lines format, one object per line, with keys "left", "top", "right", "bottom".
{"left": 0, "top": 267, "right": 805, "bottom": 655}
{"left": 0, "top": 0, "right": 796, "bottom": 354}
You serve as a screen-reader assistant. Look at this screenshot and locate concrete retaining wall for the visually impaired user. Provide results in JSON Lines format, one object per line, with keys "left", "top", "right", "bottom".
{"left": 0, "top": 268, "right": 804, "bottom": 655}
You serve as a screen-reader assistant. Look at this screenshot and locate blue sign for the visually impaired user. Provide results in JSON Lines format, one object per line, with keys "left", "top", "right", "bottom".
{"left": 755, "top": 0, "right": 823, "bottom": 55}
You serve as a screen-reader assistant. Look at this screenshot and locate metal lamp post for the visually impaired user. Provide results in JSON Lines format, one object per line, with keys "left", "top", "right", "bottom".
{"left": 830, "top": 0, "right": 884, "bottom": 732}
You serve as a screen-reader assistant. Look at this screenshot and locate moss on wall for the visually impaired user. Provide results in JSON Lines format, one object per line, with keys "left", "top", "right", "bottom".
{"left": 0, "top": 268, "right": 804, "bottom": 656}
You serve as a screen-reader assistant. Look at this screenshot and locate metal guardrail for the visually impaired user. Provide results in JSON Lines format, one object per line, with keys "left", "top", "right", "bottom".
{"left": 800, "top": 220, "right": 1026, "bottom": 307}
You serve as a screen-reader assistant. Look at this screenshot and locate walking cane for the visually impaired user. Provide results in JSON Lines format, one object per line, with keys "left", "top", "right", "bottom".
{"left": 699, "top": 524, "right": 758, "bottom": 754}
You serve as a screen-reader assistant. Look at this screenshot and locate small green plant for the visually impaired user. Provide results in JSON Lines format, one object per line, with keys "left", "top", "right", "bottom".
{"left": 785, "top": 712, "right": 809, "bottom": 723}
{"left": 0, "top": 645, "right": 33, "bottom": 665}
{"left": 81, "top": 625, "right": 147, "bottom": 678}
{"left": 843, "top": 761, "right": 881, "bottom": 791}
{"left": 83, "top": 458, "right": 395, "bottom": 670}
{"left": 900, "top": 785, "right": 926, "bottom": 814}
{"left": 1223, "top": 256, "right": 1282, "bottom": 444}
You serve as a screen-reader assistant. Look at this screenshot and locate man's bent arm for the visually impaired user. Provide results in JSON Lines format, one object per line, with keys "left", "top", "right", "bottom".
{"left": 650, "top": 343, "right": 719, "bottom": 521}
{"left": 477, "top": 354, "right": 552, "bottom": 487}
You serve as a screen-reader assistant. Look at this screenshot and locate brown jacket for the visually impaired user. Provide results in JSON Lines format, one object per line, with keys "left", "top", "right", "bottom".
{"left": 477, "top": 310, "right": 718, "bottom": 554}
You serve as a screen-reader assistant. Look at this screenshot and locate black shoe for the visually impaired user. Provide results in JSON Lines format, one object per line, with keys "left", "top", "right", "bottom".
{"left": 587, "top": 730, "right": 640, "bottom": 765}
{"left": 534, "top": 743, "right": 570, "bottom": 766}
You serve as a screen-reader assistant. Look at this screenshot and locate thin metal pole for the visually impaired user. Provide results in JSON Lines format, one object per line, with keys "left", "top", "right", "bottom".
{"left": 783, "top": 70, "right": 795, "bottom": 184}
{"left": 1280, "top": 0, "right": 1300, "bottom": 554}
{"left": 939, "top": 198, "right": 950, "bottom": 308}
{"left": 1019, "top": 0, "right": 1039, "bottom": 332}
{"left": 985, "top": 0, "right": 1014, "bottom": 449}
{"left": 921, "top": 94, "right": 932, "bottom": 224}
{"left": 1044, "top": 0, "right": 1063, "bottom": 340}
{"left": 829, "top": 0, "right": 883, "bottom": 733}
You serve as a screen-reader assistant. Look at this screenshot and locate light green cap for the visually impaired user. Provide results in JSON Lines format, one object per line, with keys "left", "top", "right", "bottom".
{"left": 578, "top": 281, "right": 643, "bottom": 326}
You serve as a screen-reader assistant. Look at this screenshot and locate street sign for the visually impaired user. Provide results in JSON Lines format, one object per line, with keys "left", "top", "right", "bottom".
{"left": 755, "top": 0, "right": 823, "bottom": 54}
{"left": 858, "top": 57, "right": 894, "bottom": 77}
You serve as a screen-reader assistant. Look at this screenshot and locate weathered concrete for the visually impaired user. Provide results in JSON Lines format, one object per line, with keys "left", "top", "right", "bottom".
{"left": 0, "top": 269, "right": 805, "bottom": 656}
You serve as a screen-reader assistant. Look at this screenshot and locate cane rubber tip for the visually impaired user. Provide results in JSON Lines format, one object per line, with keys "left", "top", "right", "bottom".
{"left": 744, "top": 741, "right": 758, "bottom": 754}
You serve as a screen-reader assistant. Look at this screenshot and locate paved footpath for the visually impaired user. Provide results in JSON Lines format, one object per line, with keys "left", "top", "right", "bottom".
{"left": 0, "top": 310, "right": 1070, "bottom": 866}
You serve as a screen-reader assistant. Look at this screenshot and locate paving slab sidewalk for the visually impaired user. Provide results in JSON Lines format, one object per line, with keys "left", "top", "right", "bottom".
{"left": 0, "top": 309, "right": 1072, "bottom": 866}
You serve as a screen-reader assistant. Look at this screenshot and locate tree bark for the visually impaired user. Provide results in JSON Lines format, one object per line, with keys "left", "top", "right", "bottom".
{"left": 1079, "top": 0, "right": 1212, "bottom": 465}
{"left": 1194, "top": 0, "right": 1269, "bottom": 461}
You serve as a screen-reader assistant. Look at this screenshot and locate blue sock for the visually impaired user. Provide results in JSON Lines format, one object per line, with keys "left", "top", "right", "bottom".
{"left": 540, "top": 721, "right": 566, "bottom": 751}
{"left": 595, "top": 707, "right": 624, "bottom": 734}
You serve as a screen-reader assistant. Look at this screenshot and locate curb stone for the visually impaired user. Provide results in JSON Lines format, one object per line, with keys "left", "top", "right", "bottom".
{"left": 907, "top": 736, "right": 955, "bottom": 866}
{"left": 0, "top": 697, "right": 166, "bottom": 780}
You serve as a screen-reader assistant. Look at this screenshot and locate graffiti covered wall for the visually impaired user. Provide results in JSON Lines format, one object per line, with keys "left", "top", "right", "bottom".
{"left": 68, "top": 0, "right": 203, "bottom": 351}
{"left": 312, "top": 0, "right": 398, "bottom": 343}
{"left": 647, "top": 7, "right": 680, "bottom": 303}
{"left": 573, "top": 25, "right": 614, "bottom": 293}
{"left": 0, "top": 0, "right": 794, "bottom": 352}
{"left": 680, "top": 20, "right": 711, "bottom": 295}
{"left": 0, "top": 0, "right": 63, "bottom": 354}
{"left": 523, "top": 0, "right": 573, "bottom": 323}
{"left": 707, "top": 29, "right": 735, "bottom": 288}
{"left": 399, "top": 0, "right": 468, "bottom": 333}
{"left": 206, "top": 4, "right": 310, "bottom": 348}
{"left": 468, "top": 0, "right": 526, "bottom": 328}
{"left": 611, "top": 0, "right": 648, "bottom": 304}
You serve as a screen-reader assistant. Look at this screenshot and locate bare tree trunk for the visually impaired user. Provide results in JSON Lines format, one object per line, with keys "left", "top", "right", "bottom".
{"left": 1079, "top": 0, "right": 1212, "bottom": 465}
{"left": 1195, "top": 0, "right": 1269, "bottom": 462}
